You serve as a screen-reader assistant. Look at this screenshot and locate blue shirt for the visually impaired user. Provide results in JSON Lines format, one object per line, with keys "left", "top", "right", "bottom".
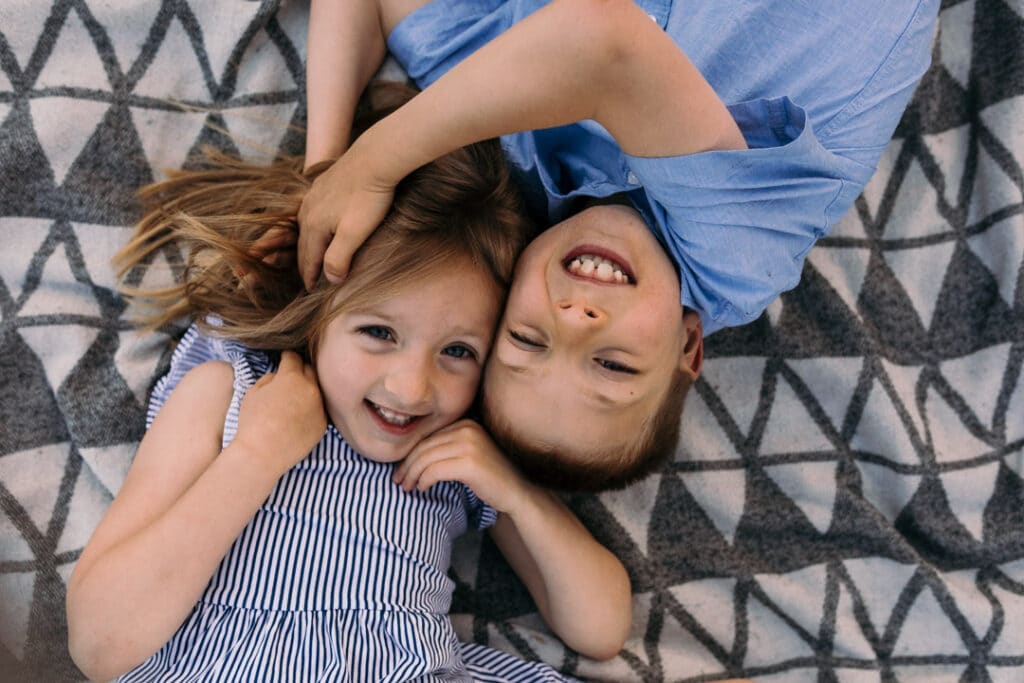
{"left": 389, "top": 0, "right": 939, "bottom": 334}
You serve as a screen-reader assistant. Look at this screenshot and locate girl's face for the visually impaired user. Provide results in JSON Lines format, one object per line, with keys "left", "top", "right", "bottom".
{"left": 315, "top": 258, "right": 501, "bottom": 463}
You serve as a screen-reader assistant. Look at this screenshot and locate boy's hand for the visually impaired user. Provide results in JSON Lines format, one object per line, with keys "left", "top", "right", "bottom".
{"left": 393, "top": 420, "right": 533, "bottom": 515}
{"left": 233, "top": 351, "right": 327, "bottom": 475}
{"left": 296, "top": 141, "right": 395, "bottom": 290}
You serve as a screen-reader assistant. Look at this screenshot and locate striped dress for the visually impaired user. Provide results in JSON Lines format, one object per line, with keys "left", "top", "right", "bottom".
{"left": 117, "top": 324, "right": 573, "bottom": 682}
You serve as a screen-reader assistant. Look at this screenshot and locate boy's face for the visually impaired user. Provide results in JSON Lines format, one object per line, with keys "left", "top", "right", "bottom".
{"left": 484, "top": 205, "right": 700, "bottom": 462}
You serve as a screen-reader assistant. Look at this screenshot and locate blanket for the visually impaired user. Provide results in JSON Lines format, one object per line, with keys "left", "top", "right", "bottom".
{"left": 1, "top": 0, "right": 1022, "bottom": 681}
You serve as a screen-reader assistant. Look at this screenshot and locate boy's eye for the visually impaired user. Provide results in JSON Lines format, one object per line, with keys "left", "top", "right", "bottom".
{"left": 442, "top": 344, "right": 477, "bottom": 360}
{"left": 595, "top": 358, "right": 637, "bottom": 374}
{"left": 358, "top": 325, "right": 394, "bottom": 341}
{"left": 509, "top": 330, "right": 545, "bottom": 349}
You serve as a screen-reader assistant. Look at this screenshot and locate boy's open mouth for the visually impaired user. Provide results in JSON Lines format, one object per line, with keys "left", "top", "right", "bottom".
{"left": 365, "top": 400, "right": 424, "bottom": 433}
{"left": 563, "top": 246, "right": 635, "bottom": 284}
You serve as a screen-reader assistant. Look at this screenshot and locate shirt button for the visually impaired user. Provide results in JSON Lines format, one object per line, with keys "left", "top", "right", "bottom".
{"left": 627, "top": 171, "right": 639, "bottom": 185}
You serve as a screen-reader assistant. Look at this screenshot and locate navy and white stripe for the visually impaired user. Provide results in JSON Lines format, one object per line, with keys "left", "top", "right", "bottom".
{"left": 121, "top": 323, "right": 571, "bottom": 682}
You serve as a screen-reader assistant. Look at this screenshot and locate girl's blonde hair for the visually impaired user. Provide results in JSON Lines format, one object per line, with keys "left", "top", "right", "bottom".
{"left": 114, "top": 82, "right": 534, "bottom": 360}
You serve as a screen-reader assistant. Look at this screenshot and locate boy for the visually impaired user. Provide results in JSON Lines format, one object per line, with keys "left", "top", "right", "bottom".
{"left": 298, "top": 0, "right": 939, "bottom": 491}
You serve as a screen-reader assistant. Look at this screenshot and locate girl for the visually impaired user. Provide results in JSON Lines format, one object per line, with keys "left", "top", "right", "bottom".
{"left": 65, "top": 84, "right": 631, "bottom": 681}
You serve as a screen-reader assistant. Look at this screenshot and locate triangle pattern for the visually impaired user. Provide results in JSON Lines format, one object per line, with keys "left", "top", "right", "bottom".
{"left": 786, "top": 356, "right": 864, "bottom": 433}
{"left": 677, "top": 470, "right": 746, "bottom": 545}
{"left": 753, "top": 564, "right": 827, "bottom": 645}
{"left": 668, "top": 578, "right": 737, "bottom": 655}
{"left": 18, "top": 241, "right": 98, "bottom": 319}
{"left": 883, "top": 240, "right": 957, "bottom": 330}
{"left": 759, "top": 377, "right": 834, "bottom": 454}
{"left": 764, "top": 295, "right": 784, "bottom": 327}
{"left": 0, "top": 217, "right": 53, "bottom": 302}
{"left": 34, "top": 8, "right": 110, "bottom": 91}
{"left": 0, "top": 104, "right": 58, "bottom": 217}
{"left": 1007, "top": 369, "right": 1024, "bottom": 444}
{"left": 850, "top": 380, "right": 921, "bottom": 467}
{"left": 892, "top": 584, "right": 969, "bottom": 656}
{"left": 804, "top": 246, "right": 871, "bottom": 318}
{"left": 78, "top": 442, "right": 136, "bottom": 498}
{"left": 234, "top": 28, "right": 298, "bottom": 97}
{"left": 0, "top": 572, "right": 35, "bottom": 659}
{"left": 56, "top": 459, "right": 111, "bottom": 555}
{"left": 775, "top": 264, "right": 870, "bottom": 357}
{"left": 19, "top": 324, "right": 100, "bottom": 393}
{"left": 923, "top": 122, "right": 973, "bottom": 210}
{"left": 892, "top": 665, "right": 969, "bottom": 682}
{"left": 133, "top": 16, "right": 211, "bottom": 102}
{"left": 0, "top": 328, "right": 70, "bottom": 454}
{"left": 939, "top": 1, "right": 976, "bottom": 90}
{"left": 843, "top": 557, "right": 919, "bottom": 638}
{"left": 884, "top": 159, "right": 951, "bottom": 240}
{"left": 966, "top": 215, "right": 1024, "bottom": 308}
{"left": 658, "top": 606, "right": 726, "bottom": 676}
{"left": 677, "top": 390, "right": 746, "bottom": 463}
{"left": 858, "top": 251, "right": 929, "bottom": 364}
{"left": 940, "top": 460, "right": 1001, "bottom": 541}
{"left": 86, "top": 2, "right": 163, "bottom": 73}
{"left": 979, "top": 94, "right": 1024, "bottom": 185}
{"left": 71, "top": 222, "right": 134, "bottom": 293}
{"left": 129, "top": 106, "right": 210, "bottom": 180}
{"left": 698, "top": 356, "right": 766, "bottom": 437}
{"left": 829, "top": 205, "right": 869, "bottom": 240}
{"left": 989, "top": 666, "right": 1024, "bottom": 683}
{"left": 3, "top": 1, "right": 52, "bottom": 69}
{"left": 763, "top": 462, "right": 838, "bottom": 534}
{"left": 832, "top": 578, "right": 880, "bottom": 658}
{"left": 967, "top": 145, "right": 1023, "bottom": 225}
{"left": 990, "top": 582, "right": 1024, "bottom": 656}
{"left": 743, "top": 595, "right": 815, "bottom": 667}
{"left": 115, "top": 330, "right": 171, "bottom": 410}
{"left": 985, "top": 460, "right": 1024, "bottom": 538}
{"left": 60, "top": 104, "right": 155, "bottom": 224}
{"left": 860, "top": 139, "right": 905, "bottom": 219}
{"left": 29, "top": 97, "right": 109, "bottom": 185}
{"left": 924, "top": 386, "right": 994, "bottom": 463}
{"left": 223, "top": 102, "right": 298, "bottom": 163}
{"left": 598, "top": 473, "right": 661, "bottom": 556}
{"left": 855, "top": 460, "right": 922, "bottom": 525}
{"left": 0, "top": 101, "right": 10, "bottom": 125}
{"left": 939, "top": 568, "right": 992, "bottom": 639}
{"left": 189, "top": 1, "right": 262, "bottom": 83}
{"left": 274, "top": 0, "right": 309, "bottom": 52}
{"left": 878, "top": 359, "right": 926, "bottom": 442}
{"left": 938, "top": 342, "right": 1012, "bottom": 429}
{"left": 972, "top": 0, "right": 1024, "bottom": 108}
{"left": 0, "top": 443, "right": 71, "bottom": 532}
{"left": 0, "top": 509, "right": 34, "bottom": 563}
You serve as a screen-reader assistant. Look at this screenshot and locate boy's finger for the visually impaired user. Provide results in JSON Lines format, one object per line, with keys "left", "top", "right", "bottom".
{"left": 297, "top": 216, "right": 332, "bottom": 291}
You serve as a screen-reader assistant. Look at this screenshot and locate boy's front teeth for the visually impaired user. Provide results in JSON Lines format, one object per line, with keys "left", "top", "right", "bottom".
{"left": 568, "top": 255, "right": 631, "bottom": 283}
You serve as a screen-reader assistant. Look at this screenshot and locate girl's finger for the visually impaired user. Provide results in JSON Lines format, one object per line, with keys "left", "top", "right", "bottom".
{"left": 398, "top": 446, "right": 459, "bottom": 491}
{"left": 413, "top": 459, "right": 467, "bottom": 492}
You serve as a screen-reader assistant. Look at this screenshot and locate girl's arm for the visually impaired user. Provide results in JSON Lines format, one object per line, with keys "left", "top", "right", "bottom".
{"left": 66, "top": 352, "right": 325, "bottom": 681}
{"left": 304, "top": 0, "right": 388, "bottom": 168}
{"left": 394, "top": 420, "right": 631, "bottom": 660}
{"left": 298, "top": 0, "right": 746, "bottom": 286}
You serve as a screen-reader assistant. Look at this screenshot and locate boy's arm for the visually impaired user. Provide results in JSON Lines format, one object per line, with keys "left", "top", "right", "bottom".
{"left": 66, "top": 353, "right": 325, "bottom": 681}
{"left": 298, "top": 0, "right": 747, "bottom": 287}
{"left": 394, "top": 420, "right": 632, "bottom": 659}
{"left": 304, "top": 0, "right": 388, "bottom": 168}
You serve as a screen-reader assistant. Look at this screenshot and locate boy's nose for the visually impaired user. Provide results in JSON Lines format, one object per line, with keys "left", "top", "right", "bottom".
{"left": 555, "top": 299, "right": 607, "bottom": 330}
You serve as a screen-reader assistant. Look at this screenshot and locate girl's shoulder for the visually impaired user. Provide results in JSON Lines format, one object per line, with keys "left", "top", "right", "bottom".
{"left": 147, "top": 319, "right": 277, "bottom": 441}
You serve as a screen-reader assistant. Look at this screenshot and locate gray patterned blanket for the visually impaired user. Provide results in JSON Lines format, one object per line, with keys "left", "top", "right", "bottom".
{"left": 2, "top": 0, "right": 1022, "bottom": 681}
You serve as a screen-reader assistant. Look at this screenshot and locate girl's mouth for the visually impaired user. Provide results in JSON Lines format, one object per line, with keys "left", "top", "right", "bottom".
{"left": 563, "top": 245, "right": 635, "bottom": 284}
{"left": 365, "top": 400, "right": 424, "bottom": 434}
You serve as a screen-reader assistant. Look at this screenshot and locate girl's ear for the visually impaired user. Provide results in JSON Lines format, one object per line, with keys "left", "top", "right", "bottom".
{"left": 678, "top": 309, "right": 704, "bottom": 380}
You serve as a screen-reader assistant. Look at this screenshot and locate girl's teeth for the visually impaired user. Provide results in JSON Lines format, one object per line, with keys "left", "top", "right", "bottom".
{"left": 568, "top": 255, "right": 630, "bottom": 283}
{"left": 374, "top": 404, "right": 413, "bottom": 425}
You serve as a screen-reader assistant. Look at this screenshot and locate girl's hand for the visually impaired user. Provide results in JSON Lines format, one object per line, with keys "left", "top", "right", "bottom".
{"left": 233, "top": 351, "right": 327, "bottom": 474}
{"left": 393, "top": 419, "right": 533, "bottom": 515}
{"left": 296, "top": 139, "right": 396, "bottom": 290}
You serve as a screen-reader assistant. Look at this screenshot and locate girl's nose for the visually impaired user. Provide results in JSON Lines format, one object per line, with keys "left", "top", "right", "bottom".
{"left": 382, "top": 357, "right": 432, "bottom": 410}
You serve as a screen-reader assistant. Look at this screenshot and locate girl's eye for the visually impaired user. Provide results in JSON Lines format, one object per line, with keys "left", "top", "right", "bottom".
{"left": 596, "top": 358, "right": 637, "bottom": 374}
{"left": 442, "top": 344, "right": 477, "bottom": 360}
{"left": 509, "top": 330, "right": 544, "bottom": 348}
{"left": 358, "top": 325, "right": 394, "bottom": 341}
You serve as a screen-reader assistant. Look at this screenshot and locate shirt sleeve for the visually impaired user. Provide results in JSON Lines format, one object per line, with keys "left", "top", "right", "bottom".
{"left": 463, "top": 485, "right": 498, "bottom": 531}
{"left": 626, "top": 96, "right": 873, "bottom": 335}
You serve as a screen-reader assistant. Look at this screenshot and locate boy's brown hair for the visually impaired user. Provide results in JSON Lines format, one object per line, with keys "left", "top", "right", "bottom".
{"left": 482, "top": 369, "right": 693, "bottom": 492}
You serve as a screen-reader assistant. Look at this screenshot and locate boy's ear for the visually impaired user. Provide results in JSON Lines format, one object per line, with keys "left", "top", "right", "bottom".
{"left": 678, "top": 309, "right": 704, "bottom": 380}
